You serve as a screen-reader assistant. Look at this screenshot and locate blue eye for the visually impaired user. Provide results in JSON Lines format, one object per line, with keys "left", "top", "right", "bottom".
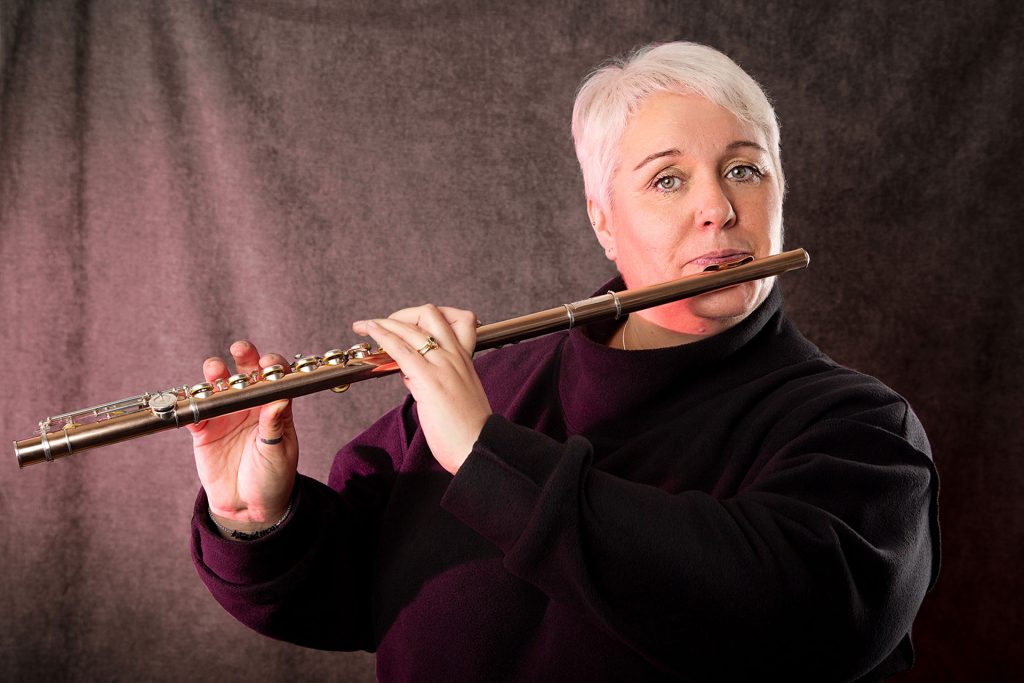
{"left": 654, "top": 175, "right": 682, "bottom": 191}
{"left": 726, "top": 165, "right": 762, "bottom": 182}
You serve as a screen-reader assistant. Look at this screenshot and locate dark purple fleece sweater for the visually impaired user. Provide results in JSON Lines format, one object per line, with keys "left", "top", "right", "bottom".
{"left": 192, "top": 285, "right": 939, "bottom": 682}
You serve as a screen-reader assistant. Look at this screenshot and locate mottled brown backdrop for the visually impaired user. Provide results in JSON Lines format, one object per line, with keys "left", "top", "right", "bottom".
{"left": 1, "top": 1, "right": 1020, "bottom": 681}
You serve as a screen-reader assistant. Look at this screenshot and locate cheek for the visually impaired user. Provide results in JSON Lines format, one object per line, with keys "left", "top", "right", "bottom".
{"left": 751, "top": 185, "right": 783, "bottom": 243}
{"left": 613, "top": 204, "right": 688, "bottom": 256}
{"left": 732, "top": 198, "right": 779, "bottom": 251}
{"left": 614, "top": 232, "right": 679, "bottom": 282}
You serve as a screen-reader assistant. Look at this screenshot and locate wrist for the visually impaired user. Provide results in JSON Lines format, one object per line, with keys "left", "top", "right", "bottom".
{"left": 208, "top": 501, "right": 292, "bottom": 541}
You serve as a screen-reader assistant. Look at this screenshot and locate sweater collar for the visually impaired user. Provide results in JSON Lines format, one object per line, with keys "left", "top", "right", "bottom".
{"left": 557, "top": 277, "right": 784, "bottom": 435}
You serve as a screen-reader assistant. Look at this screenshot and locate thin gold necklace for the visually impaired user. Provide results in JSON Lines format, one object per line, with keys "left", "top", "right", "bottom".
{"left": 620, "top": 316, "right": 630, "bottom": 351}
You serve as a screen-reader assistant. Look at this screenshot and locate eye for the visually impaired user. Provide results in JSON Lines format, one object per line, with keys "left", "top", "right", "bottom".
{"left": 725, "top": 164, "right": 763, "bottom": 183}
{"left": 653, "top": 174, "right": 682, "bottom": 192}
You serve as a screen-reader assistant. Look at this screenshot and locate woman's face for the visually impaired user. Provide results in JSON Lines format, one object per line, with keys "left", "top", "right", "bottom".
{"left": 590, "top": 92, "right": 783, "bottom": 339}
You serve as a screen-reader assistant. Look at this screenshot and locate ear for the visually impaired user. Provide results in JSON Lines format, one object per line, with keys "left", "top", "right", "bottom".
{"left": 587, "top": 197, "right": 617, "bottom": 261}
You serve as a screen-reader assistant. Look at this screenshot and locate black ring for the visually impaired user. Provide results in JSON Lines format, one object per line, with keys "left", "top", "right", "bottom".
{"left": 260, "top": 436, "right": 283, "bottom": 445}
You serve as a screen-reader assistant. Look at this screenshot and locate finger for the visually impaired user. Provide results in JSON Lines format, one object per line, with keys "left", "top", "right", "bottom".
{"left": 354, "top": 306, "right": 433, "bottom": 333}
{"left": 259, "top": 352, "right": 292, "bottom": 373}
{"left": 191, "top": 348, "right": 288, "bottom": 435}
{"left": 363, "top": 318, "right": 425, "bottom": 355}
{"left": 361, "top": 320, "right": 432, "bottom": 376}
{"left": 436, "top": 306, "right": 479, "bottom": 357}
{"left": 229, "top": 340, "right": 262, "bottom": 375}
{"left": 355, "top": 315, "right": 425, "bottom": 350}
{"left": 404, "top": 304, "right": 465, "bottom": 355}
{"left": 379, "top": 316, "right": 457, "bottom": 365}
{"left": 383, "top": 304, "right": 463, "bottom": 356}
{"left": 202, "top": 356, "right": 230, "bottom": 383}
{"left": 355, "top": 306, "right": 479, "bottom": 361}
{"left": 259, "top": 353, "right": 294, "bottom": 422}
{"left": 191, "top": 353, "right": 247, "bottom": 435}
{"left": 256, "top": 399, "right": 292, "bottom": 448}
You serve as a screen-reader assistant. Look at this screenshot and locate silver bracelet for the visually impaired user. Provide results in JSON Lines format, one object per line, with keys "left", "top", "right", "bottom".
{"left": 208, "top": 502, "right": 292, "bottom": 541}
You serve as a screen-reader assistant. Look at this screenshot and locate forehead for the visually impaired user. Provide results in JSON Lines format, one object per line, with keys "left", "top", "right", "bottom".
{"left": 618, "top": 92, "right": 763, "bottom": 162}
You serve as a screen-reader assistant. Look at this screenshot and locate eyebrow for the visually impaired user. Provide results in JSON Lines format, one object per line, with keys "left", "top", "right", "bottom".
{"left": 633, "top": 148, "right": 680, "bottom": 171}
{"left": 632, "top": 140, "right": 768, "bottom": 171}
{"left": 727, "top": 140, "right": 767, "bottom": 153}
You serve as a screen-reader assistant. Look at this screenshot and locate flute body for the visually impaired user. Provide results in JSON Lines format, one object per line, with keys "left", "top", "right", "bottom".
{"left": 13, "top": 249, "right": 809, "bottom": 468}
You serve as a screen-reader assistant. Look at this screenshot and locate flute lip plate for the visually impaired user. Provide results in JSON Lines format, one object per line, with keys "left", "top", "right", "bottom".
{"left": 702, "top": 255, "right": 754, "bottom": 272}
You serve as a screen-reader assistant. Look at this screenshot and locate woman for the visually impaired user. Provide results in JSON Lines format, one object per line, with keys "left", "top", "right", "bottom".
{"left": 190, "top": 43, "right": 938, "bottom": 682}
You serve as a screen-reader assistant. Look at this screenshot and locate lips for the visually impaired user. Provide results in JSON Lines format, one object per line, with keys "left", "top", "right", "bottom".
{"left": 688, "top": 249, "right": 753, "bottom": 267}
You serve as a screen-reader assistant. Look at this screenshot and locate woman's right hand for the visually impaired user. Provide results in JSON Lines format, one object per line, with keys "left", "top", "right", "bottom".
{"left": 187, "top": 340, "right": 299, "bottom": 534}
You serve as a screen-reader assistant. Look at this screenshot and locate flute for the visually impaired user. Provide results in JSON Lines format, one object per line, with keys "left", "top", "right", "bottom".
{"left": 12, "top": 248, "right": 809, "bottom": 468}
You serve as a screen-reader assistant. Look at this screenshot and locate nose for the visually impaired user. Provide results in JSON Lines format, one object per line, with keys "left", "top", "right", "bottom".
{"left": 693, "top": 177, "right": 736, "bottom": 231}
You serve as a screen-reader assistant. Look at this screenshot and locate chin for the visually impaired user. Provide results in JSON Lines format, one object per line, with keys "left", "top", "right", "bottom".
{"left": 653, "top": 280, "right": 768, "bottom": 334}
{"left": 690, "top": 280, "right": 769, "bottom": 321}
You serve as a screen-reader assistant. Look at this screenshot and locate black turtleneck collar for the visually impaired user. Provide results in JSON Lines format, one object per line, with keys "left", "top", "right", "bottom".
{"left": 557, "top": 278, "right": 788, "bottom": 435}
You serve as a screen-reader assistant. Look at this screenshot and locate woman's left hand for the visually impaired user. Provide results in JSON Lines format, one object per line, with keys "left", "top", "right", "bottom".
{"left": 353, "top": 305, "right": 491, "bottom": 474}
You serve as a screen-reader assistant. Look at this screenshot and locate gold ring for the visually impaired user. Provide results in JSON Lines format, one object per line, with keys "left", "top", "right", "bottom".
{"left": 416, "top": 336, "right": 439, "bottom": 356}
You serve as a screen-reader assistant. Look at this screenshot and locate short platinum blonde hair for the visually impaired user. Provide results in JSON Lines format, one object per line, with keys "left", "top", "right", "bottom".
{"left": 572, "top": 42, "right": 784, "bottom": 210}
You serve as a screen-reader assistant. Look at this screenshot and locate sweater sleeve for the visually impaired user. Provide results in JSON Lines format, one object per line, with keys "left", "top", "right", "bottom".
{"left": 190, "top": 401, "right": 411, "bottom": 651}
{"left": 440, "top": 398, "right": 938, "bottom": 681}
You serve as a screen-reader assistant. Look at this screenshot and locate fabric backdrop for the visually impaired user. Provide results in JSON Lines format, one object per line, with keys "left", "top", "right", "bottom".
{"left": 1, "top": 1, "right": 1020, "bottom": 681}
